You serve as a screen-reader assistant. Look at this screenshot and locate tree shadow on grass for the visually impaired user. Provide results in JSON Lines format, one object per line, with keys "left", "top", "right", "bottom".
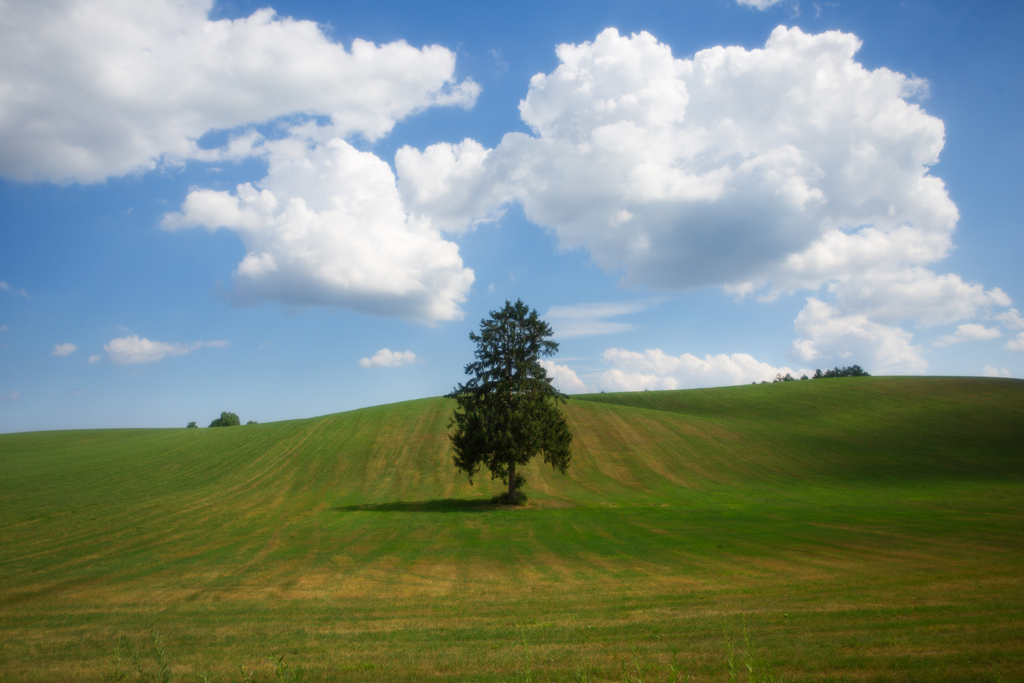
{"left": 333, "top": 498, "right": 503, "bottom": 513}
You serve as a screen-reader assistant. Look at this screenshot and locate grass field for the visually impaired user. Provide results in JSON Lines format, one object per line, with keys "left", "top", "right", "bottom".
{"left": 1, "top": 376, "right": 1022, "bottom": 682}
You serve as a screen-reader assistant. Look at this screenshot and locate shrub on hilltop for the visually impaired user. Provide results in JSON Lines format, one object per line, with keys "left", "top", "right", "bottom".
{"left": 209, "top": 412, "right": 240, "bottom": 427}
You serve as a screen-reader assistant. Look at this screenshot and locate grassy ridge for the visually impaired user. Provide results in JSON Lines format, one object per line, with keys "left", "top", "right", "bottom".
{"left": 0, "top": 377, "right": 1022, "bottom": 681}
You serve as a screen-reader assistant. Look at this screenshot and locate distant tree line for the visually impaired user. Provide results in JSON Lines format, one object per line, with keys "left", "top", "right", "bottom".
{"left": 755, "top": 365, "right": 870, "bottom": 385}
{"left": 813, "top": 365, "right": 870, "bottom": 378}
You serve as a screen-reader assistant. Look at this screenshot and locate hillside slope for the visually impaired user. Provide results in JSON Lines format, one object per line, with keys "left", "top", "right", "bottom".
{"left": 3, "top": 376, "right": 1020, "bottom": 516}
{"left": 1, "top": 376, "right": 1022, "bottom": 682}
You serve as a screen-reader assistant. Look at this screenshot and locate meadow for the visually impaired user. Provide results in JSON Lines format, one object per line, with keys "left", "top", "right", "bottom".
{"left": 0, "top": 376, "right": 1022, "bottom": 682}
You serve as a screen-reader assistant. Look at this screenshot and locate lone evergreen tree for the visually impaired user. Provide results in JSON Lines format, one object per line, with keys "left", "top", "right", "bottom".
{"left": 449, "top": 299, "right": 572, "bottom": 504}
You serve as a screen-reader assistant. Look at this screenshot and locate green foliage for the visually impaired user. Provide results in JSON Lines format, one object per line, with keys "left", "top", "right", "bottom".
{"left": 186, "top": 422, "right": 197, "bottom": 429}
{"left": 449, "top": 299, "right": 572, "bottom": 503}
{"left": 246, "top": 420, "right": 257, "bottom": 425}
{"left": 813, "top": 365, "right": 870, "bottom": 378}
{"left": 209, "top": 411, "right": 240, "bottom": 427}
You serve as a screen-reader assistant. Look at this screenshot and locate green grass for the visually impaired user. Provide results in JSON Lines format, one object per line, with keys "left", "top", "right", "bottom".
{"left": 0, "top": 377, "right": 1022, "bottom": 681}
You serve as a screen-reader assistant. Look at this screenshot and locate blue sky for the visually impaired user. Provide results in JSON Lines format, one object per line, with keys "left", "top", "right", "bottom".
{"left": 1, "top": 0, "right": 1022, "bottom": 432}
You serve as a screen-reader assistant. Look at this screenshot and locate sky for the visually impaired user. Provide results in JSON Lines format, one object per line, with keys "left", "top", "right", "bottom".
{"left": 1, "top": 0, "right": 1022, "bottom": 432}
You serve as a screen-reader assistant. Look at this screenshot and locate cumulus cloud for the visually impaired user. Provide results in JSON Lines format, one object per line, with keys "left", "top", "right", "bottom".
{"left": 398, "top": 26, "right": 1013, "bottom": 352}
{"left": 164, "top": 136, "right": 474, "bottom": 322}
{"left": 544, "top": 301, "right": 654, "bottom": 338}
{"left": 0, "top": 0, "right": 479, "bottom": 183}
{"left": 359, "top": 348, "right": 417, "bottom": 368}
{"left": 104, "top": 335, "right": 227, "bottom": 364}
{"left": 593, "top": 348, "right": 806, "bottom": 392}
{"left": 87, "top": 354, "right": 101, "bottom": 364}
{"left": 540, "top": 360, "right": 588, "bottom": 393}
{"left": 3, "top": 390, "right": 20, "bottom": 401}
{"left": 792, "top": 298, "right": 926, "bottom": 373}
{"left": 12, "top": 0, "right": 482, "bottom": 322}
{"left": 982, "top": 365, "right": 1011, "bottom": 378}
{"left": 399, "top": 27, "right": 952, "bottom": 291}
{"left": 933, "top": 324, "right": 1001, "bottom": 347}
{"left": 736, "top": 0, "right": 787, "bottom": 8}
{"left": 52, "top": 343, "right": 77, "bottom": 356}
{"left": 1005, "top": 333, "right": 1024, "bottom": 353}
{"left": 752, "top": 235, "right": 1011, "bottom": 327}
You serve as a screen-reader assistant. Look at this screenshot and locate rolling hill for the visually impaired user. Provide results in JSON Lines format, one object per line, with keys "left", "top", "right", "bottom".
{"left": 1, "top": 377, "right": 1022, "bottom": 681}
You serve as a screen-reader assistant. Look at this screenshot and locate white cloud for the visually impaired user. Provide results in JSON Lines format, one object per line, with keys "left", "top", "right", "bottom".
{"left": 359, "top": 348, "right": 417, "bottom": 368}
{"left": 87, "top": 354, "right": 101, "bottom": 364}
{"left": 1005, "top": 333, "right": 1024, "bottom": 353}
{"left": 399, "top": 26, "right": 951, "bottom": 292}
{"left": 0, "top": 325, "right": 8, "bottom": 332}
{"left": 736, "top": 0, "right": 787, "bottom": 8}
{"left": 397, "top": 26, "right": 1014, "bottom": 350}
{"left": 594, "top": 348, "right": 806, "bottom": 392}
{"left": 164, "top": 136, "right": 474, "bottom": 322}
{"left": 0, "top": 281, "right": 29, "bottom": 297}
{"left": 997, "top": 308, "right": 1024, "bottom": 331}
{"left": 0, "top": 0, "right": 479, "bottom": 183}
{"left": 750, "top": 235, "right": 1011, "bottom": 327}
{"left": 4, "top": 390, "right": 20, "bottom": 401}
{"left": 544, "top": 301, "right": 654, "bottom": 338}
{"left": 540, "top": 360, "right": 588, "bottom": 393}
{"left": 792, "top": 298, "right": 926, "bottom": 373}
{"left": 104, "top": 335, "right": 228, "bottom": 364}
{"left": 982, "top": 365, "right": 1011, "bottom": 378}
{"left": 934, "top": 324, "right": 1002, "bottom": 347}
{"left": 52, "top": 343, "right": 77, "bottom": 356}
{"left": 397, "top": 138, "right": 510, "bottom": 234}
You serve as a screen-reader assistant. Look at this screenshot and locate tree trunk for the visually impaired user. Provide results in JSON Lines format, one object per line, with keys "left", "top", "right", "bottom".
{"left": 508, "top": 459, "right": 516, "bottom": 503}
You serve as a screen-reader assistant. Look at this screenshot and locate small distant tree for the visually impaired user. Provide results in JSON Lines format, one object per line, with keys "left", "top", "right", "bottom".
{"left": 209, "top": 411, "right": 240, "bottom": 427}
{"left": 186, "top": 421, "right": 197, "bottom": 428}
{"left": 246, "top": 420, "right": 257, "bottom": 425}
{"left": 448, "top": 299, "right": 572, "bottom": 505}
